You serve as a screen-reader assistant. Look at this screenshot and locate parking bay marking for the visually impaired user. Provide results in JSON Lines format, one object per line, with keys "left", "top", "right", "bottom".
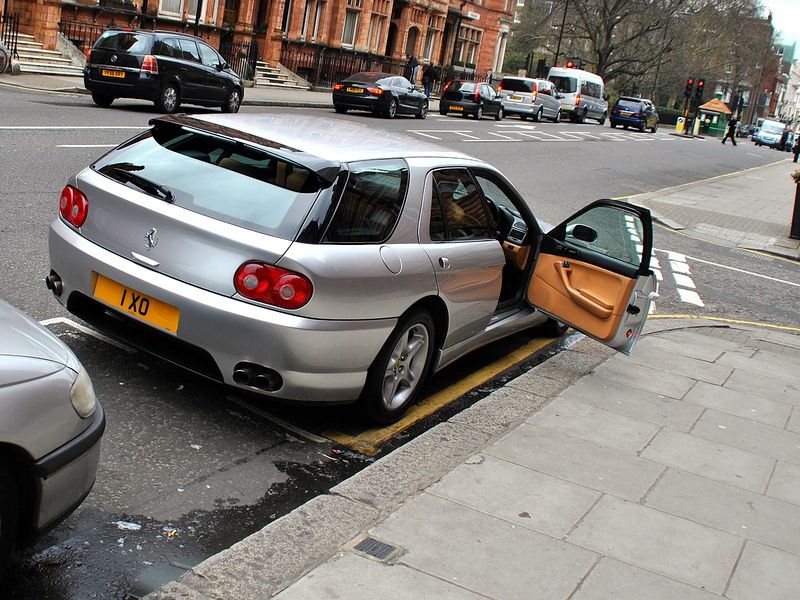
{"left": 323, "top": 335, "right": 558, "bottom": 456}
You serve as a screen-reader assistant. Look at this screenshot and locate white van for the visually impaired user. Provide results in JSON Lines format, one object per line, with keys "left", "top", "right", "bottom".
{"left": 547, "top": 66, "right": 608, "bottom": 124}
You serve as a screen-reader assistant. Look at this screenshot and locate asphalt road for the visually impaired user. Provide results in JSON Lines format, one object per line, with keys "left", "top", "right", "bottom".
{"left": 1, "top": 85, "right": 799, "bottom": 599}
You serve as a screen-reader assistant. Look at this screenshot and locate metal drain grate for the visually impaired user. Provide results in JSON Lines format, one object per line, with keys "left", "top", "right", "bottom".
{"left": 354, "top": 537, "right": 396, "bottom": 560}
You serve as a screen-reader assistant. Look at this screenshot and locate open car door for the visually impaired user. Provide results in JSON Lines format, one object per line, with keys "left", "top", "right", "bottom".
{"left": 527, "top": 200, "right": 657, "bottom": 355}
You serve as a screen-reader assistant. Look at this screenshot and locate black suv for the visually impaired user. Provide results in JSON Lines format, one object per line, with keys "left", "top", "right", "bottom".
{"left": 85, "top": 29, "right": 244, "bottom": 113}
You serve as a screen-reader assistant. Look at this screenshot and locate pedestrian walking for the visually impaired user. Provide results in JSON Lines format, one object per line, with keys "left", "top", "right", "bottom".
{"left": 721, "top": 115, "right": 738, "bottom": 146}
{"left": 421, "top": 64, "right": 434, "bottom": 98}
{"left": 793, "top": 136, "right": 799, "bottom": 163}
{"left": 404, "top": 55, "right": 418, "bottom": 81}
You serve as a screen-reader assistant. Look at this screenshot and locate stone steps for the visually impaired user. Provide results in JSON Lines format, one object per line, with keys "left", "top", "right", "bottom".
{"left": 0, "top": 32, "right": 84, "bottom": 76}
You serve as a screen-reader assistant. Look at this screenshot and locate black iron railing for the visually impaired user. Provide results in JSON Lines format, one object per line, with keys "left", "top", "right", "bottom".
{"left": 219, "top": 36, "right": 258, "bottom": 80}
{"left": 59, "top": 20, "right": 109, "bottom": 56}
{"left": 0, "top": 11, "right": 20, "bottom": 70}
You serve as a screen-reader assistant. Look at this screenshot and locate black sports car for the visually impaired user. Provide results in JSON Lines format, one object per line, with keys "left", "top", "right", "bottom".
{"left": 332, "top": 72, "right": 428, "bottom": 119}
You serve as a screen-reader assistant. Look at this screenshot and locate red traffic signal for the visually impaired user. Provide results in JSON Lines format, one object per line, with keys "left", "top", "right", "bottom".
{"left": 684, "top": 78, "right": 694, "bottom": 97}
{"left": 695, "top": 78, "right": 705, "bottom": 100}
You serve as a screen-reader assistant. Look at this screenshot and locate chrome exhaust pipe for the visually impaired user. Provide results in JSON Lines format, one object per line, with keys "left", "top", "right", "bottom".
{"left": 45, "top": 272, "right": 63, "bottom": 297}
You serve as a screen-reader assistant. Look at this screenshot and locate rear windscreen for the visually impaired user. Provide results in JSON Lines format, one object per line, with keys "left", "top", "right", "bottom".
{"left": 456, "top": 82, "right": 476, "bottom": 93}
{"left": 92, "top": 129, "right": 328, "bottom": 240}
{"left": 549, "top": 76, "right": 577, "bottom": 94}
{"left": 94, "top": 31, "right": 150, "bottom": 53}
{"left": 760, "top": 121, "right": 784, "bottom": 134}
{"left": 616, "top": 100, "right": 642, "bottom": 111}
{"left": 500, "top": 79, "right": 534, "bottom": 93}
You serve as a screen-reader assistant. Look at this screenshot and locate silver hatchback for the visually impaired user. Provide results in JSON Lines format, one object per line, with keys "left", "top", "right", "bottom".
{"left": 498, "top": 77, "right": 562, "bottom": 122}
{"left": 47, "top": 114, "right": 656, "bottom": 423}
{"left": 0, "top": 299, "right": 104, "bottom": 571}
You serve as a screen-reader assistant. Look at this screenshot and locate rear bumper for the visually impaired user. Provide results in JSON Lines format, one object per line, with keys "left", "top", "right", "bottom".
{"left": 610, "top": 115, "right": 646, "bottom": 127}
{"left": 33, "top": 403, "right": 104, "bottom": 531}
{"left": 48, "top": 219, "right": 394, "bottom": 403}
{"left": 332, "top": 93, "right": 385, "bottom": 112}
{"left": 440, "top": 100, "right": 477, "bottom": 114}
{"left": 501, "top": 100, "right": 536, "bottom": 116}
{"left": 84, "top": 70, "right": 160, "bottom": 101}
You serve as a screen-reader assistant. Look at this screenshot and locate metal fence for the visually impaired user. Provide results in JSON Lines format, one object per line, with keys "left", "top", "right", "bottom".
{"left": 59, "top": 20, "right": 109, "bottom": 56}
{"left": 0, "top": 11, "right": 20, "bottom": 67}
{"left": 219, "top": 36, "right": 258, "bottom": 81}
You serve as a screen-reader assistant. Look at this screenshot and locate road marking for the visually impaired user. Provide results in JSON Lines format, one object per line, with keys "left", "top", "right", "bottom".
{"left": 0, "top": 126, "right": 145, "bottom": 130}
{"left": 648, "top": 314, "right": 800, "bottom": 332}
{"left": 488, "top": 131, "right": 518, "bottom": 140}
{"left": 225, "top": 395, "right": 329, "bottom": 444}
{"left": 677, "top": 288, "right": 704, "bottom": 306}
{"left": 57, "top": 144, "right": 118, "bottom": 148}
{"left": 673, "top": 273, "right": 696, "bottom": 289}
{"left": 408, "top": 130, "right": 441, "bottom": 139}
{"left": 40, "top": 316, "right": 134, "bottom": 351}
{"left": 324, "top": 335, "right": 557, "bottom": 455}
{"left": 673, "top": 253, "right": 800, "bottom": 288}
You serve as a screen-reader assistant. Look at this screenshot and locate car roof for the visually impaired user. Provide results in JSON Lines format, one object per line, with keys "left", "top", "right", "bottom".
{"left": 104, "top": 27, "right": 203, "bottom": 40}
{"left": 342, "top": 71, "right": 396, "bottom": 83}
{"left": 617, "top": 96, "right": 645, "bottom": 102}
{"left": 152, "top": 113, "right": 474, "bottom": 165}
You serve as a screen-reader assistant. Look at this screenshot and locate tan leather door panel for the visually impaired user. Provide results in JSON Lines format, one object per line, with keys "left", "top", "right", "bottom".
{"left": 528, "top": 253, "right": 636, "bottom": 341}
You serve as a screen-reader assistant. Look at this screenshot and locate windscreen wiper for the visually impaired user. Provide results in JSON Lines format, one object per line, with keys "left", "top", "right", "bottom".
{"left": 100, "top": 163, "right": 175, "bottom": 203}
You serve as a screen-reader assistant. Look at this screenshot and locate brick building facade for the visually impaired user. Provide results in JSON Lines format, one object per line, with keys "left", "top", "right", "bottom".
{"left": 3, "top": 0, "right": 513, "bottom": 81}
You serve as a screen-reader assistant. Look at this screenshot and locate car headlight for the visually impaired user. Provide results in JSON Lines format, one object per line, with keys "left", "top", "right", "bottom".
{"left": 70, "top": 366, "right": 97, "bottom": 418}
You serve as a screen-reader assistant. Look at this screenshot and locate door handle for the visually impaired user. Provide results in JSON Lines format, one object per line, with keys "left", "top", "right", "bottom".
{"left": 439, "top": 257, "right": 451, "bottom": 269}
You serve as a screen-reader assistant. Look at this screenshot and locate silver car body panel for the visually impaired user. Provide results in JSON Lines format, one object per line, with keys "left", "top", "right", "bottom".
{"left": 498, "top": 77, "right": 561, "bottom": 120}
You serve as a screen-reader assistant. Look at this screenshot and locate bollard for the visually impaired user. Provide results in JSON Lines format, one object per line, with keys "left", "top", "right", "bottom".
{"left": 791, "top": 182, "right": 800, "bottom": 240}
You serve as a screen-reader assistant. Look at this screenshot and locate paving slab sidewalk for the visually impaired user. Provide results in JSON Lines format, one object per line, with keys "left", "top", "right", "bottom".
{"left": 143, "top": 320, "right": 800, "bottom": 600}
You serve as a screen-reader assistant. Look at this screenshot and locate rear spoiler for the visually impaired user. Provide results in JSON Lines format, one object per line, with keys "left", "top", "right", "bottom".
{"left": 149, "top": 115, "right": 341, "bottom": 187}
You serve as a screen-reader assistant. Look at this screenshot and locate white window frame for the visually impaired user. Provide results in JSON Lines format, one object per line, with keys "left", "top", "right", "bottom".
{"left": 159, "top": 0, "right": 183, "bottom": 18}
{"left": 423, "top": 28, "right": 434, "bottom": 61}
{"left": 187, "top": 0, "right": 209, "bottom": 23}
{"left": 301, "top": 0, "right": 312, "bottom": 39}
{"left": 342, "top": 9, "right": 359, "bottom": 47}
{"left": 312, "top": 0, "right": 325, "bottom": 40}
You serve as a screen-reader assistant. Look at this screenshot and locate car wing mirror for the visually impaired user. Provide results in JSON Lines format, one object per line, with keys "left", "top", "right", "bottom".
{"left": 603, "top": 93, "right": 610, "bottom": 101}
{"left": 216, "top": 62, "right": 226, "bottom": 72}
{"left": 566, "top": 223, "right": 598, "bottom": 243}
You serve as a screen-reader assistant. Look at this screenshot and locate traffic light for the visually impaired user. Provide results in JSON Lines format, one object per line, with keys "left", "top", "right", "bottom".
{"left": 684, "top": 78, "right": 694, "bottom": 97}
{"left": 695, "top": 78, "right": 705, "bottom": 100}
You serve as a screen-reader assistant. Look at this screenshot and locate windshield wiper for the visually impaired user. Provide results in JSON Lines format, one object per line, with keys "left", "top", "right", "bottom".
{"left": 100, "top": 163, "right": 174, "bottom": 203}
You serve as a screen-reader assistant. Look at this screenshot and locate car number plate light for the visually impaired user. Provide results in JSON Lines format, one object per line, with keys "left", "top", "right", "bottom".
{"left": 93, "top": 274, "right": 180, "bottom": 333}
{"left": 101, "top": 69, "right": 126, "bottom": 79}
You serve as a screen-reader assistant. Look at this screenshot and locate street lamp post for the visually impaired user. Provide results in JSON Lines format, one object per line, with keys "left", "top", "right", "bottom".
{"left": 553, "top": 0, "right": 569, "bottom": 67}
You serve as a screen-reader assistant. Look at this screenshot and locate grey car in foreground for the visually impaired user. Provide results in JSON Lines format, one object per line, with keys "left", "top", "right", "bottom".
{"left": 47, "top": 114, "right": 656, "bottom": 423}
{"left": 0, "top": 299, "right": 104, "bottom": 571}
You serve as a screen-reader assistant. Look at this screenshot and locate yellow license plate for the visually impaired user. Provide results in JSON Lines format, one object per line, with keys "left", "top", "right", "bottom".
{"left": 511, "top": 95, "right": 524, "bottom": 101}
{"left": 451, "top": 105, "right": 464, "bottom": 111}
{"left": 94, "top": 274, "right": 180, "bottom": 333}
{"left": 620, "top": 110, "right": 633, "bottom": 116}
{"left": 346, "top": 87, "right": 363, "bottom": 93}
{"left": 101, "top": 69, "right": 126, "bottom": 79}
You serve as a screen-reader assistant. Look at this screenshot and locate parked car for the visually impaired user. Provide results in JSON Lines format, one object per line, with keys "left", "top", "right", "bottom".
{"left": 752, "top": 119, "right": 787, "bottom": 149}
{"left": 332, "top": 72, "right": 428, "bottom": 119}
{"left": 439, "top": 80, "right": 505, "bottom": 120}
{"left": 0, "top": 298, "right": 104, "bottom": 572}
{"left": 609, "top": 96, "right": 659, "bottom": 132}
{"left": 496, "top": 76, "right": 562, "bottom": 122}
{"left": 547, "top": 65, "right": 608, "bottom": 124}
{"left": 84, "top": 28, "right": 244, "bottom": 113}
{"left": 47, "top": 114, "right": 655, "bottom": 424}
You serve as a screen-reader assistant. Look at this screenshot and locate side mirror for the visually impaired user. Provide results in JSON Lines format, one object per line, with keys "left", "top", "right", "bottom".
{"left": 216, "top": 62, "right": 226, "bottom": 72}
{"left": 567, "top": 224, "right": 598, "bottom": 243}
{"left": 556, "top": 93, "right": 563, "bottom": 99}
{"left": 603, "top": 93, "right": 610, "bottom": 101}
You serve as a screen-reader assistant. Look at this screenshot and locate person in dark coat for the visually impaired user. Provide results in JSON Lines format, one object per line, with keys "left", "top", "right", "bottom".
{"left": 721, "top": 115, "right": 738, "bottom": 146}
{"left": 421, "top": 64, "right": 434, "bottom": 98}
{"left": 793, "top": 135, "right": 799, "bottom": 163}
{"left": 405, "top": 55, "right": 419, "bottom": 83}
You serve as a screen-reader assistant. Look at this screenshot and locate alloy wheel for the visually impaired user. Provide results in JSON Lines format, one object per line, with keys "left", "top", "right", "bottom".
{"left": 380, "top": 323, "right": 430, "bottom": 411}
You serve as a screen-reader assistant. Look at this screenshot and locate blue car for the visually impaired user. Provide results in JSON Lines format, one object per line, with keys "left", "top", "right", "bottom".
{"left": 610, "top": 97, "right": 659, "bottom": 133}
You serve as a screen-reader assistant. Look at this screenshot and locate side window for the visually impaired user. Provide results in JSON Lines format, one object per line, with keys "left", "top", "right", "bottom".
{"left": 198, "top": 43, "right": 221, "bottom": 68}
{"left": 323, "top": 159, "right": 409, "bottom": 243}
{"left": 472, "top": 170, "right": 521, "bottom": 219}
{"left": 564, "top": 206, "right": 644, "bottom": 267}
{"left": 178, "top": 39, "right": 200, "bottom": 62}
{"left": 431, "top": 169, "right": 494, "bottom": 241}
{"left": 154, "top": 38, "right": 181, "bottom": 58}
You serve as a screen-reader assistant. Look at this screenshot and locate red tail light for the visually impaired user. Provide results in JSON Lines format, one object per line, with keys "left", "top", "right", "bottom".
{"left": 59, "top": 185, "right": 89, "bottom": 228}
{"left": 497, "top": 84, "right": 503, "bottom": 92}
{"left": 333, "top": 83, "right": 344, "bottom": 91}
{"left": 141, "top": 55, "right": 158, "bottom": 74}
{"left": 234, "top": 262, "right": 313, "bottom": 310}
{"left": 575, "top": 94, "right": 581, "bottom": 105}
{"left": 443, "top": 81, "right": 451, "bottom": 93}
{"left": 474, "top": 89, "right": 480, "bottom": 102}
{"left": 367, "top": 86, "right": 383, "bottom": 95}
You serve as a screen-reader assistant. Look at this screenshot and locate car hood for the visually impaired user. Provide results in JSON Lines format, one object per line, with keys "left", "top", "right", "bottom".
{"left": 0, "top": 299, "right": 71, "bottom": 367}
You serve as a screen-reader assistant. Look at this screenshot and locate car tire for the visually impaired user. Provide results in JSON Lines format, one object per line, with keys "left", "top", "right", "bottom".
{"left": 577, "top": 110, "right": 586, "bottom": 124}
{"left": 623, "top": 124, "right": 629, "bottom": 129}
{"left": 334, "top": 105, "right": 348, "bottom": 114}
{"left": 651, "top": 121, "right": 658, "bottom": 133}
{"left": 359, "top": 309, "right": 435, "bottom": 425}
{"left": 521, "top": 114, "right": 528, "bottom": 121}
{"left": 0, "top": 461, "right": 19, "bottom": 574}
{"left": 639, "top": 121, "right": 646, "bottom": 133}
{"left": 221, "top": 89, "right": 241, "bottom": 113}
{"left": 474, "top": 105, "right": 484, "bottom": 120}
{"left": 598, "top": 112, "right": 607, "bottom": 125}
{"left": 91, "top": 91, "right": 114, "bottom": 108}
{"left": 385, "top": 98, "right": 398, "bottom": 119}
{"left": 155, "top": 83, "right": 180, "bottom": 113}
{"left": 541, "top": 317, "right": 569, "bottom": 337}
{"left": 554, "top": 109, "right": 561, "bottom": 123}
{"left": 495, "top": 106, "right": 504, "bottom": 121}
{"left": 533, "top": 107, "right": 543, "bottom": 122}
{"left": 610, "top": 122, "right": 617, "bottom": 128}
{"left": 415, "top": 100, "right": 429, "bottom": 119}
